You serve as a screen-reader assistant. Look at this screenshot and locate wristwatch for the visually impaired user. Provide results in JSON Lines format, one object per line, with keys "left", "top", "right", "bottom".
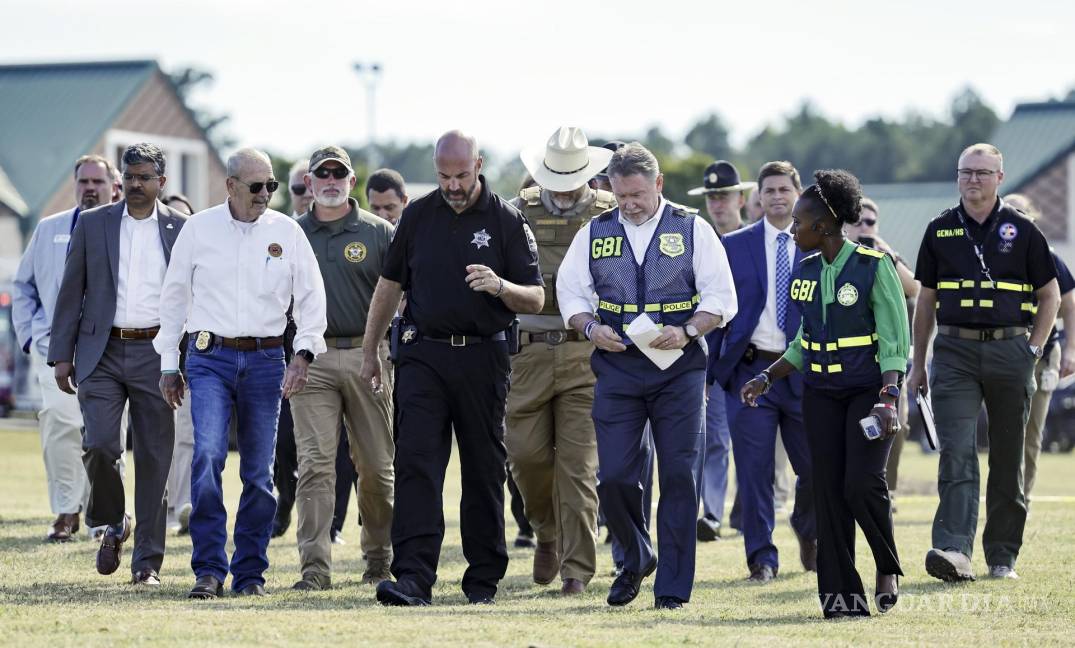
{"left": 1028, "top": 344, "right": 1044, "bottom": 359}
{"left": 879, "top": 384, "right": 900, "bottom": 401}
{"left": 684, "top": 324, "right": 700, "bottom": 342}
{"left": 296, "top": 349, "right": 315, "bottom": 363}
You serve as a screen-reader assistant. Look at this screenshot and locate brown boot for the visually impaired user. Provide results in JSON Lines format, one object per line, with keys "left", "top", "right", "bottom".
{"left": 561, "top": 578, "right": 585, "bottom": 595}
{"left": 533, "top": 541, "right": 558, "bottom": 585}
{"left": 47, "top": 513, "right": 80, "bottom": 543}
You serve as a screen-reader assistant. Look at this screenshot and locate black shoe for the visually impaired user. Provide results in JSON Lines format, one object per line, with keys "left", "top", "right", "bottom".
{"left": 467, "top": 593, "right": 496, "bottom": 605}
{"left": 875, "top": 573, "right": 898, "bottom": 613}
{"left": 237, "top": 583, "right": 267, "bottom": 596}
{"left": 696, "top": 516, "right": 720, "bottom": 542}
{"left": 513, "top": 530, "right": 536, "bottom": 549}
{"left": 654, "top": 596, "right": 684, "bottom": 610}
{"left": 188, "top": 575, "right": 224, "bottom": 599}
{"left": 607, "top": 559, "right": 657, "bottom": 606}
{"left": 376, "top": 579, "right": 431, "bottom": 606}
{"left": 270, "top": 511, "right": 291, "bottom": 539}
{"left": 747, "top": 563, "right": 776, "bottom": 583}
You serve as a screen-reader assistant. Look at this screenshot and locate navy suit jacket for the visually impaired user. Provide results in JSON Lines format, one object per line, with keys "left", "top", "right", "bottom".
{"left": 706, "top": 219, "right": 805, "bottom": 392}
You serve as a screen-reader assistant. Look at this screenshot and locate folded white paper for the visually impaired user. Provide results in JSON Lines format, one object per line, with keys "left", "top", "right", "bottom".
{"left": 625, "top": 314, "right": 683, "bottom": 371}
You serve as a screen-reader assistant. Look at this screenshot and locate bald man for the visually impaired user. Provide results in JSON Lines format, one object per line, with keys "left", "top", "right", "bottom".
{"left": 361, "top": 131, "right": 545, "bottom": 606}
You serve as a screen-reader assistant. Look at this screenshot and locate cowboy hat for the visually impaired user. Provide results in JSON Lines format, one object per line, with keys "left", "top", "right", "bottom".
{"left": 521, "top": 127, "right": 614, "bottom": 193}
{"left": 687, "top": 160, "right": 757, "bottom": 196}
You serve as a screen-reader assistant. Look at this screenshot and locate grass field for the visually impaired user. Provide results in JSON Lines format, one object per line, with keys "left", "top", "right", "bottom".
{"left": 1, "top": 422, "right": 1073, "bottom": 647}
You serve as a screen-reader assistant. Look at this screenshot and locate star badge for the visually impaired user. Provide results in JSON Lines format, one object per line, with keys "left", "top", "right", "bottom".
{"left": 471, "top": 228, "right": 492, "bottom": 249}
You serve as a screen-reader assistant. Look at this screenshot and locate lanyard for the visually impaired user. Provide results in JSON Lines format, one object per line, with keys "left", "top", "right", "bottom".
{"left": 954, "top": 208, "right": 999, "bottom": 284}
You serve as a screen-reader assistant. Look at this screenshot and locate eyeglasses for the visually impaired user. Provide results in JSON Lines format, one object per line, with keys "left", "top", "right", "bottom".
{"left": 122, "top": 173, "right": 160, "bottom": 183}
{"left": 290, "top": 184, "right": 307, "bottom": 196}
{"left": 312, "top": 166, "right": 350, "bottom": 180}
{"left": 957, "top": 169, "right": 998, "bottom": 180}
{"left": 859, "top": 218, "right": 877, "bottom": 227}
{"left": 232, "top": 177, "right": 279, "bottom": 194}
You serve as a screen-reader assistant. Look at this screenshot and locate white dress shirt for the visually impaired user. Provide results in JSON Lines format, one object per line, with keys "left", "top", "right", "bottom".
{"left": 153, "top": 201, "right": 328, "bottom": 371}
{"left": 114, "top": 203, "right": 167, "bottom": 328}
{"left": 556, "top": 196, "right": 738, "bottom": 328}
{"left": 749, "top": 217, "right": 796, "bottom": 353}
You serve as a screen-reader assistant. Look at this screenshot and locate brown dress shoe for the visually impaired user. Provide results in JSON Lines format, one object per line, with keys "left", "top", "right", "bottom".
{"left": 794, "top": 527, "right": 817, "bottom": 572}
{"left": 561, "top": 578, "right": 585, "bottom": 595}
{"left": 96, "top": 514, "right": 131, "bottom": 575}
{"left": 533, "top": 541, "right": 559, "bottom": 585}
{"left": 47, "top": 513, "right": 80, "bottom": 543}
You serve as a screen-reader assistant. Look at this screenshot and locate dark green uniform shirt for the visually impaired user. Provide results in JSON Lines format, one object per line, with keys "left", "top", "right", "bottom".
{"left": 298, "top": 198, "right": 394, "bottom": 337}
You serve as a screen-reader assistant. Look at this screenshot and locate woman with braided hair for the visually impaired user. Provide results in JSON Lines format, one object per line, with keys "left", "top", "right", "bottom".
{"left": 741, "top": 169, "right": 908, "bottom": 618}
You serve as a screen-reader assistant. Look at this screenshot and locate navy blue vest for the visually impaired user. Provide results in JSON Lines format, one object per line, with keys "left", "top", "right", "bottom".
{"left": 792, "top": 245, "right": 883, "bottom": 389}
{"left": 589, "top": 204, "right": 697, "bottom": 344}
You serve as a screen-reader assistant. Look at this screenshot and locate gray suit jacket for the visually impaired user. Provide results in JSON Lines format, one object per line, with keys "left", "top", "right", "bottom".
{"left": 47, "top": 199, "right": 187, "bottom": 384}
{"left": 12, "top": 207, "right": 78, "bottom": 358}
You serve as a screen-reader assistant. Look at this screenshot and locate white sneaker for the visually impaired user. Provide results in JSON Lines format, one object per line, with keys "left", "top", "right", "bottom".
{"left": 988, "top": 565, "right": 1019, "bottom": 579}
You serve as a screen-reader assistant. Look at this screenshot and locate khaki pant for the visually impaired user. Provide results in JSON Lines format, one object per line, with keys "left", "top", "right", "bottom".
{"left": 289, "top": 343, "right": 394, "bottom": 581}
{"left": 505, "top": 340, "right": 599, "bottom": 583}
{"left": 167, "top": 396, "right": 195, "bottom": 526}
{"left": 34, "top": 352, "right": 87, "bottom": 515}
{"left": 1025, "top": 344, "right": 1061, "bottom": 501}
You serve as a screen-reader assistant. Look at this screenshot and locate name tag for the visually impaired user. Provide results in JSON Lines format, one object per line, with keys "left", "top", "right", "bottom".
{"left": 53, "top": 234, "right": 71, "bottom": 244}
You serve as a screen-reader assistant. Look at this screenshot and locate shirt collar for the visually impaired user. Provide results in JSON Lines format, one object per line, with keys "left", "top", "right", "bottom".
{"left": 309, "top": 198, "right": 361, "bottom": 232}
{"left": 821, "top": 239, "right": 857, "bottom": 268}
{"left": 762, "top": 215, "right": 792, "bottom": 243}
{"left": 957, "top": 197, "right": 1001, "bottom": 228}
{"left": 436, "top": 174, "right": 492, "bottom": 216}
{"left": 122, "top": 200, "right": 159, "bottom": 222}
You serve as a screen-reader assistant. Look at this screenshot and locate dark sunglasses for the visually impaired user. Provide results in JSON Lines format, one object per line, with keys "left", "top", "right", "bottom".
{"left": 312, "top": 166, "right": 350, "bottom": 180}
{"left": 232, "top": 177, "right": 279, "bottom": 194}
{"left": 859, "top": 218, "right": 877, "bottom": 227}
{"left": 291, "top": 184, "right": 307, "bottom": 196}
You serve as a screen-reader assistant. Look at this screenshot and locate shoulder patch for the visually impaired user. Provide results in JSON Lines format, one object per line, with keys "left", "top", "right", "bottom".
{"left": 855, "top": 246, "right": 885, "bottom": 259}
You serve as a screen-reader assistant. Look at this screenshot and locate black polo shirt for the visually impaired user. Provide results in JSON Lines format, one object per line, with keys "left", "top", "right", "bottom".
{"left": 915, "top": 198, "right": 1056, "bottom": 327}
{"left": 381, "top": 175, "right": 543, "bottom": 337}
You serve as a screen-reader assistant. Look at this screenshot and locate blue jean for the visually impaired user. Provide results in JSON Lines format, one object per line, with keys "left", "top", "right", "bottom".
{"left": 700, "top": 384, "right": 731, "bottom": 522}
{"left": 186, "top": 339, "right": 285, "bottom": 592}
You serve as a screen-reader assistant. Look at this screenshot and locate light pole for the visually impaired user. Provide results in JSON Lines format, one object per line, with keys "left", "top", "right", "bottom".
{"left": 353, "top": 61, "right": 382, "bottom": 172}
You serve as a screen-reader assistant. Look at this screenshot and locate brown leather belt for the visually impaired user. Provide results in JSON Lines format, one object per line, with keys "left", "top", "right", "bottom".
{"left": 110, "top": 326, "right": 160, "bottom": 340}
{"left": 520, "top": 330, "right": 583, "bottom": 346}
{"left": 744, "top": 344, "right": 783, "bottom": 363}
{"left": 937, "top": 325, "right": 1028, "bottom": 341}
{"left": 217, "top": 335, "right": 285, "bottom": 350}
{"left": 325, "top": 336, "right": 365, "bottom": 349}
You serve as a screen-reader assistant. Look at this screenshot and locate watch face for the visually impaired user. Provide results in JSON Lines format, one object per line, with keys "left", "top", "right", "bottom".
{"left": 686, "top": 324, "right": 699, "bottom": 338}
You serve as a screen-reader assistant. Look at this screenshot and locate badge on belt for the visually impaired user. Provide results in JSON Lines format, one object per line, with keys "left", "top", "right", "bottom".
{"left": 195, "top": 331, "right": 212, "bottom": 351}
{"left": 401, "top": 324, "right": 418, "bottom": 345}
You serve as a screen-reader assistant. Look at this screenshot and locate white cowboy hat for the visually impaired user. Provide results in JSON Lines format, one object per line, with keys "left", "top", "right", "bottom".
{"left": 521, "top": 127, "right": 614, "bottom": 193}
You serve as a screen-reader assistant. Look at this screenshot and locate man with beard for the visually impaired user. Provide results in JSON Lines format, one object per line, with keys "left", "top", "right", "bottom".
{"left": 361, "top": 130, "right": 544, "bottom": 606}
{"left": 155, "top": 148, "right": 327, "bottom": 598}
{"left": 290, "top": 146, "right": 395, "bottom": 590}
{"left": 14, "top": 154, "right": 122, "bottom": 542}
{"left": 49, "top": 143, "right": 188, "bottom": 585}
{"left": 504, "top": 127, "right": 614, "bottom": 595}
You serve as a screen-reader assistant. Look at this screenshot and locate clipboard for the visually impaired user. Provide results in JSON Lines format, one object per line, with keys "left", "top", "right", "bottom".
{"left": 916, "top": 387, "right": 939, "bottom": 451}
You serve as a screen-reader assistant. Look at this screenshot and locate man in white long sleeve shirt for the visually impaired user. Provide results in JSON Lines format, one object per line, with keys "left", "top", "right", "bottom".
{"left": 153, "top": 148, "right": 327, "bottom": 599}
{"left": 557, "top": 143, "right": 737, "bottom": 610}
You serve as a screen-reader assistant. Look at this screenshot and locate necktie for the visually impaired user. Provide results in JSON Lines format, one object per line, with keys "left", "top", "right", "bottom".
{"left": 776, "top": 232, "right": 790, "bottom": 330}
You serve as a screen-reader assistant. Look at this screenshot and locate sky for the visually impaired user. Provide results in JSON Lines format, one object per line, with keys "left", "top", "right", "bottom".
{"left": 3, "top": 0, "right": 1074, "bottom": 161}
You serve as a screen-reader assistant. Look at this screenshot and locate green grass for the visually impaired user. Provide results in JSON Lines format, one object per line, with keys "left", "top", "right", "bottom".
{"left": 1, "top": 422, "right": 1073, "bottom": 647}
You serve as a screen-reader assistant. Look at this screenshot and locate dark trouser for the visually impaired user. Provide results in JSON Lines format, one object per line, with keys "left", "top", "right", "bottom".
{"left": 390, "top": 339, "right": 510, "bottom": 601}
{"left": 930, "top": 334, "right": 1036, "bottom": 568}
{"left": 273, "top": 398, "right": 297, "bottom": 521}
{"left": 803, "top": 383, "right": 902, "bottom": 618}
{"left": 506, "top": 472, "right": 533, "bottom": 536}
{"left": 331, "top": 428, "right": 358, "bottom": 536}
{"left": 79, "top": 337, "right": 174, "bottom": 574}
{"left": 186, "top": 339, "right": 285, "bottom": 592}
{"left": 593, "top": 344, "right": 705, "bottom": 602}
{"left": 609, "top": 425, "right": 653, "bottom": 569}
{"left": 726, "top": 356, "right": 816, "bottom": 571}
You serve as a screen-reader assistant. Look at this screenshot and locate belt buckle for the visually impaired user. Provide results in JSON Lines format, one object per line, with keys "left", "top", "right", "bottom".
{"left": 120, "top": 328, "right": 135, "bottom": 340}
{"left": 546, "top": 330, "right": 566, "bottom": 346}
{"left": 981, "top": 329, "right": 996, "bottom": 342}
{"left": 450, "top": 334, "right": 466, "bottom": 347}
